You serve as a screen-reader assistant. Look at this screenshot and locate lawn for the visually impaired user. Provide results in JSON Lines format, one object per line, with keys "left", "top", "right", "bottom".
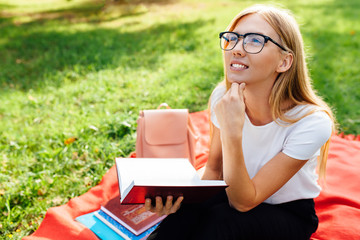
{"left": 0, "top": 0, "right": 359, "bottom": 239}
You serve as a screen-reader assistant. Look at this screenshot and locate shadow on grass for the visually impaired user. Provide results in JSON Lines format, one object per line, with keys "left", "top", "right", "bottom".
{"left": 0, "top": 0, "right": 176, "bottom": 26}
{"left": 0, "top": 17, "right": 209, "bottom": 92}
{"left": 0, "top": 1, "right": 103, "bottom": 24}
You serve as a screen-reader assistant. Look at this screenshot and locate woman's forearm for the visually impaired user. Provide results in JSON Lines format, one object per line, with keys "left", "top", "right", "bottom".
{"left": 202, "top": 166, "right": 223, "bottom": 180}
{"left": 201, "top": 126, "right": 223, "bottom": 180}
{"left": 221, "top": 135, "right": 257, "bottom": 212}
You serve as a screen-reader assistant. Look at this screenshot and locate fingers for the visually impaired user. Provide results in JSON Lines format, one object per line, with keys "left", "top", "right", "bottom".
{"left": 144, "top": 196, "right": 183, "bottom": 216}
{"left": 144, "top": 197, "right": 162, "bottom": 213}
{"left": 229, "top": 82, "right": 239, "bottom": 97}
{"left": 164, "top": 195, "right": 173, "bottom": 212}
{"left": 238, "top": 82, "right": 245, "bottom": 91}
{"left": 144, "top": 198, "right": 152, "bottom": 211}
{"left": 170, "top": 196, "right": 184, "bottom": 214}
{"left": 155, "top": 196, "right": 164, "bottom": 213}
{"left": 229, "top": 82, "right": 245, "bottom": 100}
{"left": 238, "top": 82, "right": 245, "bottom": 101}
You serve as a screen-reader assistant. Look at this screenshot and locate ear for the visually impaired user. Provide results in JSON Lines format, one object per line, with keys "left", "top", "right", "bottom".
{"left": 276, "top": 52, "right": 293, "bottom": 73}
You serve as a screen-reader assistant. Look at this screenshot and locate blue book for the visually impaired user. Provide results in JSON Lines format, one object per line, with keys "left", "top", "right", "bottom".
{"left": 94, "top": 209, "right": 161, "bottom": 240}
{"left": 75, "top": 211, "right": 125, "bottom": 240}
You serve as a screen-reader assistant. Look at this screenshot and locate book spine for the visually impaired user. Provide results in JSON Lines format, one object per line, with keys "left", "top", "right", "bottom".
{"left": 94, "top": 211, "right": 132, "bottom": 240}
{"left": 76, "top": 211, "right": 125, "bottom": 240}
{"left": 95, "top": 210, "right": 158, "bottom": 240}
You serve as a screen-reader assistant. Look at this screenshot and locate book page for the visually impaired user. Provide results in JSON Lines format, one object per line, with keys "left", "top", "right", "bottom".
{"left": 116, "top": 158, "right": 199, "bottom": 195}
{"left": 132, "top": 179, "right": 227, "bottom": 186}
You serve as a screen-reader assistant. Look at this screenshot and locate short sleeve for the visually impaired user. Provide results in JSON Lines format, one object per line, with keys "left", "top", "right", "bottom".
{"left": 282, "top": 111, "right": 332, "bottom": 160}
{"left": 210, "top": 85, "right": 226, "bottom": 129}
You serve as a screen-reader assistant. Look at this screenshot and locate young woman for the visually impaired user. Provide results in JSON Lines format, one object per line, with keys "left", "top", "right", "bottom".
{"left": 145, "top": 4, "right": 335, "bottom": 240}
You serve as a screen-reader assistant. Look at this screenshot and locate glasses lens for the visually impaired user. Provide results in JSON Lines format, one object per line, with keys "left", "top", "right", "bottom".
{"left": 220, "top": 32, "right": 238, "bottom": 50}
{"left": 243, "top": 34, "right": 265, "bottom": 53}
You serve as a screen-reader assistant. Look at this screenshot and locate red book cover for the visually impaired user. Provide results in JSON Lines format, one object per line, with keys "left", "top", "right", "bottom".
{"left": 101, "top": 195, "right": 165, "bottom": 236}
{"left": 121, "top": 185, "right": 227, "bottom": 204}
{"left": 115, "top": 158, "right": 228, "bottom": 205}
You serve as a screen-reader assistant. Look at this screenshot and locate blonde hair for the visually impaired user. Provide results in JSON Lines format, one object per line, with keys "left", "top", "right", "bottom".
{"left": 220, "top": 4, "right": 336, "bottom": 178}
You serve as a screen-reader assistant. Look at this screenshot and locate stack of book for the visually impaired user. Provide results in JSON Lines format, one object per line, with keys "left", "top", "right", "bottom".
{"left": 76, "top": 158, "right": 227, "bottom": 239}
{"left": 76, "top": 195, "right": 165, "bottom": 240}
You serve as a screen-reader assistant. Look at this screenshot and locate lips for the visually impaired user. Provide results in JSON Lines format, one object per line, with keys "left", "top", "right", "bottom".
{"left": 230, "top": 61, "right": 249, "bottom": 70}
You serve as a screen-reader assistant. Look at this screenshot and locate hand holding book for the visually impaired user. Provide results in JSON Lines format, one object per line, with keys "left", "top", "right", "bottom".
{"left": 145, "top": 195, "right": 184, "bottom": 217}
{"left": 115, "top": 158, "right": 227, "bottom": 204}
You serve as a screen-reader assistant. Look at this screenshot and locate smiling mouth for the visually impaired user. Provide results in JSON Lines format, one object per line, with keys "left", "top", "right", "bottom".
{"left": 231, "top": 63, "right": 249, "bottom": 69}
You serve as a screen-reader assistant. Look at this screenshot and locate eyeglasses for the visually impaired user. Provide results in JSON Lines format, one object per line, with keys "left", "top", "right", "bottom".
{"left": 219, "top": 31, "right": 287, "bottom": 54}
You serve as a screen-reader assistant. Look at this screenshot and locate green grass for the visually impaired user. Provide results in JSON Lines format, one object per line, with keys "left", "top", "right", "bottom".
{"left": 0, "top": 0, "right": 359, "bottom": 238}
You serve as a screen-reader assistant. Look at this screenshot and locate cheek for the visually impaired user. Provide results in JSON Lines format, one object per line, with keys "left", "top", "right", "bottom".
{"left": 258, "top": 51, "right": 282, "bottom": 70}
{"left": 224, "top": 52, "right": 231, "bottom": 64}
{"left": 224, "top": 53, "right": 232, "bottom": 70}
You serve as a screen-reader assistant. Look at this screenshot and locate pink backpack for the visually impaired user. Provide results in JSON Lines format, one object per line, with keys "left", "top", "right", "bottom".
{"left": 136, "top": 103, "right": 198, "bottom": 166}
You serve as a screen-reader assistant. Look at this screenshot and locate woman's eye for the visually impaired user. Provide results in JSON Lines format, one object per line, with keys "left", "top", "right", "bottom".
{"left": 229, "top": 36, "right": 238, "bottom": 42}
{"left": 249, "top": 37, "right": 262, "bottom": 44}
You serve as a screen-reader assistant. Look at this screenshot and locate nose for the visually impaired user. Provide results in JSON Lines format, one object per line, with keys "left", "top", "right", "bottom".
{"left": 232, "top": 38, "right": 246, "bottom": 57}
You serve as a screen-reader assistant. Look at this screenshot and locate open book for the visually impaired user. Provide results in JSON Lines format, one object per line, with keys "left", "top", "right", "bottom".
{"left": 115, "top": 158, "right": 228, "bottom": 204}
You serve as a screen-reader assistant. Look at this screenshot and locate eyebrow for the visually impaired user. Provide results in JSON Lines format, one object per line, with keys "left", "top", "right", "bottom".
{"left": 233, "top": 31, "right": 266, "bottom": 36}
{"left": 234, "top": 31, "right": 282, "bottom": 42}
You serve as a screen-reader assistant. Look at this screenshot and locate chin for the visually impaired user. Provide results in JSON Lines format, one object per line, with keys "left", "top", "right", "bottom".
{"left": 226, "top": 76, "right": 246, "bottom": 84}
{"left": 228, "top": 79, "right": 245, "bottom": 84}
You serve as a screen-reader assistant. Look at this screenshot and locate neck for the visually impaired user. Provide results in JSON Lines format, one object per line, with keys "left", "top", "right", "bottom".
{"left": 243, "top": 83, "right": 273, "bottom": 126}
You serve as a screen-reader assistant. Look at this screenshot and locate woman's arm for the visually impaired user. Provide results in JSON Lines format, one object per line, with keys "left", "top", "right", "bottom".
{"left": 223, "top": 137, "right": 306, "bottom": 212}
{"left": 215, "top": 83, "right": 308, "bottom": 212}
{"left": 201, "top": 125, "right": 223, "bottom": 180}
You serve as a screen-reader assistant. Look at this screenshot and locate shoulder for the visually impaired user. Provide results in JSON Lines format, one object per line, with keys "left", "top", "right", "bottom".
{"left": 298, "top": 109, "right": 332, "bottom": 143}
{"left": 288, "top": 105, "right": 332, "bottom": 130}
{"left": 282, "top": 105, "right": 333, "bottom": 160}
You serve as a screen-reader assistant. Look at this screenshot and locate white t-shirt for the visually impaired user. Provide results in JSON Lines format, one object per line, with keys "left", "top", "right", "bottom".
{"left": 210, "top": 85, "right": 332, "bottom": 204}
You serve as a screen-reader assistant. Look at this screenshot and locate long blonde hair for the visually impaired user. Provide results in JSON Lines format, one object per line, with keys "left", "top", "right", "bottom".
{"left": 220, "top": 4, "right": 336, "bottom": 178}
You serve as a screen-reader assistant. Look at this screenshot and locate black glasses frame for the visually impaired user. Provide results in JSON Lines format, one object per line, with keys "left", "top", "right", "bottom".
{"left": 219, "top": 31, "right": 287, "bottom": 53}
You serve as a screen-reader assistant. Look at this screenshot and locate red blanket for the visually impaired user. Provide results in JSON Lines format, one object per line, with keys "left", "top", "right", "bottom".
{"left": 24, "top": 111, "right": 360, "bottom": 240}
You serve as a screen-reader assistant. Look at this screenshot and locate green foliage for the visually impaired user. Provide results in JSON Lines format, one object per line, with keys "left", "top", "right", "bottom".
{"left": 0, "top": 0, "right": 359, "bottom": 238}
